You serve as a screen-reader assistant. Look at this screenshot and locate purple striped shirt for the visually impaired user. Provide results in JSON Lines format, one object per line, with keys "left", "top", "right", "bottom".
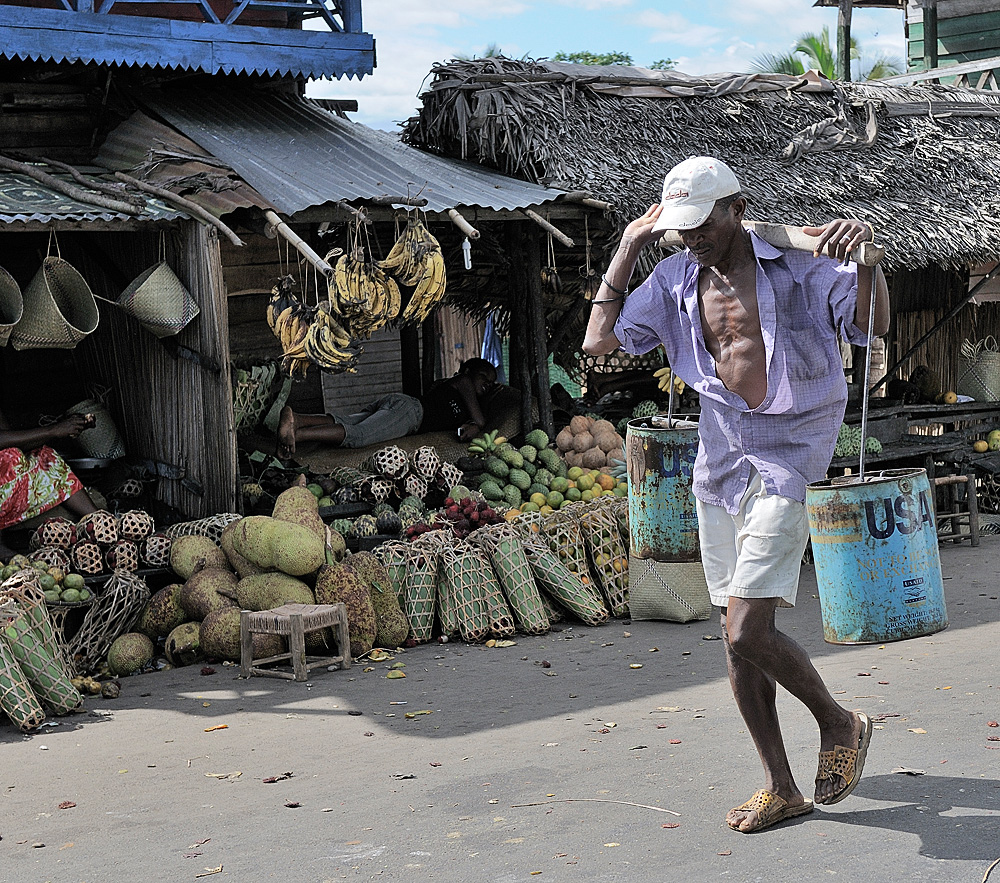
{"left": 615, "top": 232, "right": 869, "bottom": 514}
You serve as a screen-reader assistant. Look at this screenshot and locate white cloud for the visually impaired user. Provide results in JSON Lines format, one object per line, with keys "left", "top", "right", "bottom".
{"left": 633, "top": 9, "right": 723, "bottom": 46}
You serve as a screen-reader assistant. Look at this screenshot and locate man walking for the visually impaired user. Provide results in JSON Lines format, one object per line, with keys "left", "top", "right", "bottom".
{"left": 583, "top": 157, "right": 889, "bottom": 833}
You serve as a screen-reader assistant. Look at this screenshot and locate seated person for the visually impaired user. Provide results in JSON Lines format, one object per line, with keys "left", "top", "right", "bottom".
{"left": 277, "top": 358, "right": 499, "bottom": 457}
{"left": 0, "top": 407, "right": 98, "bottom": 555}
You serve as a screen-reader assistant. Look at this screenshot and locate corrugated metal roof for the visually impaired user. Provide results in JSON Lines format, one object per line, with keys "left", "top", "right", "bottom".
{"left": 0, "top": 169, "right": 186, "bottom": 226}
{"left": 145, "top": 91, "right": 567, "bottom": 216}
{"left": 95, "top": 111, "right": 276, "bottom": 219}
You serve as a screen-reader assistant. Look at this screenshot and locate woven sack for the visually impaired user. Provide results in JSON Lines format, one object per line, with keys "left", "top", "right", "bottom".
{"left": 67, "top": 570, "right": 150, "bottom": 674}
{"left": 577, "top": 501, "right": 630, "bottom": 617}
{"left": 438, "top": 542, "right": 491, "bottom": 643}
{"left": 0, "top": 627, "right": 45, "bottom": 731}
{"left": 165, "top": 513, "right": 241, "bottom": 545}
{"left": 957, "top": 337, "right": 1000, "bottom": 402}
{"left": 2, "top": 607, "right": 82, "bottom": 715}
{"left": 9, "top": 256, "right": 99, "bottom": 350}
{"left": 471, "top": 524, "right": 549, "bottom": 635}
{"left": 0, "top": 266, "right": 23, "bottom": 346}
{"left": 627, "top": 556, "right": 712, "bottom": 623}
{"left": 401, "top": 542, "right": 440, "bottom": 643}
{"left": 117, "top": 262, "right": 199, "bottom": 338}
{"left": 66, "top": 399, "right": 125, "bottom": 460}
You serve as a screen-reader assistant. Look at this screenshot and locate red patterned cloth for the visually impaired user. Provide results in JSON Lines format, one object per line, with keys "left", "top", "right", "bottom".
{"left": 0, "top": 446, "right": 82, "bottom": 530}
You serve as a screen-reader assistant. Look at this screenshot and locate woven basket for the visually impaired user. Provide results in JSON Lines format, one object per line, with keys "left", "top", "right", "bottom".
{"left": 439, "top": 542, "right": 492, "bottom": 643}
{"left": 10, "top": 256, "right": 99, "bottom": 350}
{"left": 67, "top": 570, "right": 150, "bottom": 674}
{"left": 165, "top": 513, "right": 242, "bottom": 545}
{"left": 0, "top": 266, "right": 23, "bottom": 346}
{"left": 66, "top": 399, "right": 125, "bottom": 460}
{"left": 117, "top": 262, "right": 199, "bottom": 339}
{"left": 471, "top": 523, "right": 549, "bottom": 635}
{"left": 627, "top": 556, "right": 712, "bottom": 623}
{"left": 957, "top": 337, "right": 1000, "bottom": 402}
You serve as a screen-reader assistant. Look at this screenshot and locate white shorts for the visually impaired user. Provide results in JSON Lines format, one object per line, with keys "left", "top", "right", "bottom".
{"left": 696, "top": 469, "right": 810, "bottom": 609}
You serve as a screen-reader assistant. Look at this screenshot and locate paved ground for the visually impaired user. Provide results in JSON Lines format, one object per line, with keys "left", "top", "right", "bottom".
{"left": 3, "top": 535, "right": 1000, "bottom": 883}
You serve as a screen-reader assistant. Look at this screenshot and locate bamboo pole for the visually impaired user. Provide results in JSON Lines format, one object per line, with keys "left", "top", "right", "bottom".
{"left": 521, "top": 209, "right": 574, "bottom": 248}
{"left": 447, "top": 208, "right": 480, "bottom": 240}
{"left": 264, "top": 210, "right": 334, "bottom": 278}
{"left": 525, "top": 227, "right": 554, "bottom": 437}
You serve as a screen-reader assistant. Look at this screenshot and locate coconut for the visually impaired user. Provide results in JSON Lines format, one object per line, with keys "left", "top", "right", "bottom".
{"left": 555, "top": 427, "right": 575, "bottom": 452}
{"left": 165, "top": 621, "right": 203, "bottom": 666}
{"left": 592, "top": 419, "right": 617, "bottom": 436}
{"left": 170, "top": 535, "right": 228, "bottom": 581}
{"left": 581, "top": 448, "right": 608, "bottom": 470}
{"left": 107, "top": 632, "right": 155, "bottom": 676}
{"left": 569, "top": 415, "right": 592, "bottom": 434}
{"left": 180, "top": 567, "right": 239, "bottom": 621}
{"left": 571, "top": 431, "right": 594, "bottom": 453}
{"left": 564, "top": 450, "right": 583, "bottom": 468}
{"left": 137, "top": 584, "right": 188, "bottom": 640}
{"left": 596, "top": 430, "right": 624, "bottom": 453}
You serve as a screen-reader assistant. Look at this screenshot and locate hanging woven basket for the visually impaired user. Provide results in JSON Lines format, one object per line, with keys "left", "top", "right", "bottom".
{"left": 0, "top": 266, "right": 23, "bottom": 346}
{"left": 116, "top": 261, "right": 199, "bottom": 338}
{"left": 65, "top": 398, "right": 126, "bottom": 460}
{"left": 9, "top": 257, "right": 99, "bottom": 351}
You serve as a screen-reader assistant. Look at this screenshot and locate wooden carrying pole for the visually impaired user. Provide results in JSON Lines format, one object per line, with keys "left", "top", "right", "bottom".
{"left": 658, "top": 220, "right": 885, "bottom": 267}
{"left": 264, "top": 210, "right": 335, "bottom": 278}
{"left": 521, "top": 209, "right": 574, "bottom": 248}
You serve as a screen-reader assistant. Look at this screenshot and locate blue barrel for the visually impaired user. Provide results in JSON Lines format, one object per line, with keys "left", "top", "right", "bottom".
{"left": 806, "top": 469, "right": 947, "bottom": 645}
{"left": 626, "top": 418, "right": 700, "bottom": 561}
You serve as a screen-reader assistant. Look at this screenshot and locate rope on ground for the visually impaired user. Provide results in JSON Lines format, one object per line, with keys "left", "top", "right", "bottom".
{"left": 511, "top": 798, "right": 680, "bottom": 816}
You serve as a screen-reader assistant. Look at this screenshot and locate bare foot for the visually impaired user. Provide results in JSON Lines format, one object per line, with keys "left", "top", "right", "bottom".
{"left": 277, "top": 406, "right": 296, "bottom": 458}
{"left": 815, "top": 710, "right": 863, "bottom": 804}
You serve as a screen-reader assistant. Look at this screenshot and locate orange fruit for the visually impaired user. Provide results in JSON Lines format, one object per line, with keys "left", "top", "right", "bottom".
{"left": 597, "top": 473, "right": 615, "bottom": 492}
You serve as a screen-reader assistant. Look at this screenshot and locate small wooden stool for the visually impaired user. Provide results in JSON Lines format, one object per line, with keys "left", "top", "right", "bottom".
{"left": 240, "top": 602, "right": 351, "bottom": 682}
{"left": 933, "top": 472, "right": 980, "bottom": 546}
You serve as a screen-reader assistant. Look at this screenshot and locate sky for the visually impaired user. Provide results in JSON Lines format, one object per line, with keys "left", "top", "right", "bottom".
{"left": 308, "top": 0, "right": 910, "bottom": 132}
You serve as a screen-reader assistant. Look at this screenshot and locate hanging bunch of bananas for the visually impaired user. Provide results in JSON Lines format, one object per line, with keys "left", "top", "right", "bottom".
{"left": 302, "top": 300, "right": 364, "bottom": 373}
{"left": 267, "top": 275, "right": 315, "bottom": 379}
{"left": 327, "top": 246, "right": 401, "bottom": 339}
{"left": 378, "top": 217, "right": 448, "bottom": 324}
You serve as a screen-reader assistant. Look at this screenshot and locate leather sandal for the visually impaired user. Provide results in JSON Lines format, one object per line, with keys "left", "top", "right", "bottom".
{"left": 727, "top": 789, "right": 814, "bottom": 833}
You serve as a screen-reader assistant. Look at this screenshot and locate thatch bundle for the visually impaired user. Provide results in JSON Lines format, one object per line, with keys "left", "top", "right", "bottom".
{"left": 404, "top": 58, "right": 1000, "bottom": 275}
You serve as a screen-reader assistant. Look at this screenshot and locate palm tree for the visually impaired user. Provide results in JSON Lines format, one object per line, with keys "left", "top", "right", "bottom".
{"left": 751, "top": 25, "right": 902, "bottom": 81}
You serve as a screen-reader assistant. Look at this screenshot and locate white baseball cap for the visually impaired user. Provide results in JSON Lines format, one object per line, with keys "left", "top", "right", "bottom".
{"left": 651, "top": 156, "right": 741, "bottom": 233}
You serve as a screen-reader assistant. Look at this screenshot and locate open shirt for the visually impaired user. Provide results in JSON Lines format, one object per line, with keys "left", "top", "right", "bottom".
{"left": 614, "top": 232, "right": 870, "bottom": 514}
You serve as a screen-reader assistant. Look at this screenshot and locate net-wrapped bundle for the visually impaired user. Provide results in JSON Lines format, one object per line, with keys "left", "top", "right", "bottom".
{"left": 403, "top": 539, "right": 442, "bottom": 644}
{"left": 67, "top": 571, "right": 150, "bottom": 674}
{"left": 4, "top": 570, "right": 77, "bottom": 674}
{"left": 518, "top": 520, "right": 608, "bottom": 626}
{"left": 438, "top": 541, "right": 493, "bottom": 643}
{"left": 373, "top": 541, "right": 410, "bottom": 606}
{"left": 576, "top": 501, "right": 630, "bottom": 617}
{"left": 539, "top": 592, "right": 565, "bottom": 624}
{"left": 536, "top": 507, "right": 599, "bottom": 596}
{"left": 164, "top": 513, "right": 241, "bottom": 545}
{"left": 0, "top": 583, "right": 47, "bottom": 731}
{"left": 0, "top": 589, "right": 82, "bottom": 715}
{"left": 471, "top": 523, "right": 548, "bottom": 635}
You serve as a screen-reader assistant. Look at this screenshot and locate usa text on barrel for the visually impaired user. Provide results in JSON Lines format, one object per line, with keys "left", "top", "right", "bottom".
{"left": 806, "top": 469, "right": 947, "bottom": 645}
{"left": 626, "top": 417, "right": 700, "bottom": 561}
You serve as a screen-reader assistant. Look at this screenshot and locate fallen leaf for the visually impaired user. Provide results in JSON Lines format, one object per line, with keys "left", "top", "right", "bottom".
{"left": 347, "top": 710, "right": 363, "bottom": 716}
{"left": 204, "top": 772, "right": 241, "bottom": 780}
{"left": 662, "top": 823, "right": 680, "bottom": 829}
{"left": 540, "top": 660, "right": 551, "bottom": 668}
{"left": 183, "top": 852, "right": 203, "bottom": 859}
{"left": 200, "top": 667, "right": 216, "bottom": 676}
{"left": 878, "top": 681, "right": 890, "bottom": 685}
{"left": 718, "top": 849, "right": 731, "bottom": 856}
{"left": 988, "top": 721, "right": 999, "bottom": 728}
{"left": 363, "top": 667, "right": 375, "bottom": 672}
{"left": 891, "top": 767, "right": 925, "bottom": 775}
{"left": 908, "top": 728, "right": 928, "bottom": 734}
{"left": 629, "top": 664, "right": 643, "bottom": 669}
{"left": 284, "top": 802, "right": 301, "bottom": 808}
{"left": 605, "top": 722, "right": 617, "bottom": 728}
{"left": 262, "top": 772, "right": 294, "bottom": 784}
{"left": 404, "top": 710, "right": 432, "bottom": 719}
{"left": 429, "top": 761, "right": 442, "bottom": 767}
{"left": 656, "top": 724, "right": 667, "bottom": 729}
{"left": 202, "top": 702, "right": 211, "bottom": 707}
{"left": 857, "top": 672, "right": 871, "bottom": 677}
{"left": 57, "top": 801, "right": 76, "bottom": 810}
{"left": 204, "top": 725, "right": 228, "bottom": 732}
{"left": 194, "top": 866, "right": 223, "bottom": 878}
{"left": 494, "top": 640, "right": 517, "bottom": 648}
{"left": 629, "top": 745, "right": 648, "bottom": 751}
{"left": 604, "top": 842, "right": 620, "bottom": 847}
{"left": 669, "top": 739, "right": 682, "bottom": 745}
{"left": 390, "top": 662, "right": 406, "bottom": 669}
{"left": 189, "top": 839, "right": 211, "bottom": 848}
{"left": 386, "top": 670, "right": 406, "bottom": 679}
{"left": 59, "top": 842, "right": 74, "bottom": 849}
{"left": 988, "top": 736, "right": 1000, "bottom": 742}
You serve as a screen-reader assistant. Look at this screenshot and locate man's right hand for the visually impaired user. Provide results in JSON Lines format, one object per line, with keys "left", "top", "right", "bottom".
{"left": 621, "top": 204, "right": 667, "bottom": 253}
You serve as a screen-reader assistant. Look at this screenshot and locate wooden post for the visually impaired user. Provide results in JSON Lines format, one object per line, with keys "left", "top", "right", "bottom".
{"left": 399, "top": 324, "right": 422, "bottom": 397}
{"left": 838, "top": 0, "right": 853, "bottom": 82}
{"left": 923, "top": 0, "right": 939, "bottom": 71}
{"left": 524, "top": 227, "right": 554, "bottom": 437}
{"left": 506, "top": 224, "right": 534, "bottom": 436}
{"left": 421, "top": 316, "right": 437, "bottom": 393}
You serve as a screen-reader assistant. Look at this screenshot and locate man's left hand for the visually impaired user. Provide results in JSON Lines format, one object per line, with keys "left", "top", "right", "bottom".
{"left": 803, "top": 219, "right": 872, "bottom": 264}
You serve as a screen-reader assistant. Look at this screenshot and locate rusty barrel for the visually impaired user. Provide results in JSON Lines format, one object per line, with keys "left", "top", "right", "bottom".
{"left": 806, "top": 469, "right": 947, "bottom": 645}
{"left": 625, "top": 418, "right": 700, "bottom": 561}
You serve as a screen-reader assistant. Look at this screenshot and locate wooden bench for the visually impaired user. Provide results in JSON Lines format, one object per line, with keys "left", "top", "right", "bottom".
{"left": 933, "top": 472, "right": 980, "bottom": 546}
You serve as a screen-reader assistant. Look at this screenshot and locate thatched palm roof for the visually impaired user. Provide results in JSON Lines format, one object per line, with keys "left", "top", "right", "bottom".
{"left": 403, "top": 58, "right": 1000, "bottom": 274}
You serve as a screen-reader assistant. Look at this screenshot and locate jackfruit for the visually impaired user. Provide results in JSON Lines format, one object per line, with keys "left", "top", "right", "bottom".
{"left": 199, "top": 608, "right": 242, "bottom": 662}
{"left": 235, "top": 572, "right": 315, "bottom": 612}
{"left": 165, "top": 622, "right": 202, "bottom": 667}
{"left": 269, "top": 519, "right": 325, "bottom": 576}
{"left": 230, "top": 515, "right": 277, "bottom": 569}
{"left": 180, "top": 567, "right": 238, "bottom": 621}
{"left": 314, "top": 561, "right": 374, "bottom": 657}
{"left": 170, "top": 535, "right": 228, "bottom": 581}
{"left": 137, "top": 583, "right": 188, "bottom": 640}
{"left": 271, "top": 485, "right": 325, "bottom": 542}
{"left": 220, "top": 520, "right": 265, "bottom": 579}
{"left": 350, "top": 552, "right": 409, "bottom": 648}
{"left": 107, "top": 632, "right": 155, "bottom": 676}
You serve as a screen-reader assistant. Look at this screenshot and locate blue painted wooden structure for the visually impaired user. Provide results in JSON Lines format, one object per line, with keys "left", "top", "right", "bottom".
{"left": 0, "top": 0, "right": 373, "bottom": 79}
